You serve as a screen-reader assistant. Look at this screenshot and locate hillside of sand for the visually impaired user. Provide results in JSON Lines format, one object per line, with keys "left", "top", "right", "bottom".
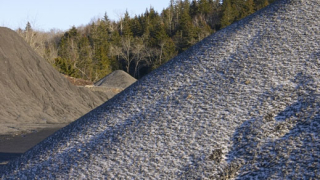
{"left": 0, "top": 27, "right": 109, "bottom": 134}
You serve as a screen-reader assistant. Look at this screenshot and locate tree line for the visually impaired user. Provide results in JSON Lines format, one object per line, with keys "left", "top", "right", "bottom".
{"left": 18, "top": 0, "right": 275, "bottom": 82}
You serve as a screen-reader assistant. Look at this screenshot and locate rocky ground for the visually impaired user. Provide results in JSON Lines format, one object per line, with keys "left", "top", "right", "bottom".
{"left": 1, "top": 0, "right": 319, "bottom": 179}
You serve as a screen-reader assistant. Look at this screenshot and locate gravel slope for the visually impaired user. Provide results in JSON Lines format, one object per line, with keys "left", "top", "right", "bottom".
{"left": 1, "top": 0, "right": 320, "bottom": 179}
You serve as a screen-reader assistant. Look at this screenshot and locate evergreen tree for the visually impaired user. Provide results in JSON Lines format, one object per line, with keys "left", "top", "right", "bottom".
{"left": 54, "top": 57, "right": 77, "bottom": 77}
{"left": 131, "top": 16, "right": 143, "bottom": 37}
{"left": 246, "top": 0, "right": 255, "bottom": 14}
{"left": 161, "top": 8, "right": 173, "bottom": 36}
{"left": 25, "top": 22, "right": 32, "bottom": 32}
{"left": 91, "top": 21, "right": 115, "bottom": 80}
{"left": 175, "top": 0, "right": 196, "bottom": 52}
{"left": 262, "top": 0, "right": 269, "bottom": 8}
{"left": 255, "top": 0, "right": 269, "bottom": 9}
{"left": 240, "top": 0, "right": 255, "bottom": 19}
{"left": 168, "top": 0, "right": 175, "bottom": 35}
{"left": 57, "top": 27, "right": 78, "bottom": 63}
{"left": 190, "top": 0, "right": 198, "bottom": 18}
{"left": 142, "top": 7, "right": 161, "bottom": 47}
{"left": 77, "top": 36, "right": 93, "bottom": 79}
{"left": 221, "top": 0, "right": 236, "bottom": 28}
{"left": 56, "top": 26, "right": 80, "bottom": 77}
{"left": 103, "top": 12, "right": 110, "bottom": 23}
{"left": 122, "top": 11, "right": 133, "bottom": 37}
{"left": 198, "top": 0, "right": 210, "bottom": 16}
{"left": 155, "top": 22, "right": 169, "bottom": 65}
{"left": 35, "top": 0, "right": 272, "bottom": 81}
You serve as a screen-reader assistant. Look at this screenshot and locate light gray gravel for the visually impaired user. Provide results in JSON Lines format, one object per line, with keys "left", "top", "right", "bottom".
{"left": 1, "top": 0, "right": 319, "bottom": 179}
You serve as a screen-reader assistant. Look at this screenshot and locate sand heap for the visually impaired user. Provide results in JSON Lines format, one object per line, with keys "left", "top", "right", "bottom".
{"left": 0, "top": 27, "right": 108, "bottom": 127}
{"left": 1, "top": 0, "right": 320, "bottom": 179}
{"left": 84, "top": 70, "right": 136, "bottom": 98}
{"left": 94, "top": 70, "right": 137, "bottom": 89}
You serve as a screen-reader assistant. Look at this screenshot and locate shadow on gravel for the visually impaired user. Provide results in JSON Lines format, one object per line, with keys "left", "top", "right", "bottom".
{"left": 218, "top": 73, "right": 320, "bottom": 179}
{"left": 0, "top": 126, "right": 63, "bottom": 171}
{"left": 0, "top": 153, "right": 22, "bottom": 167}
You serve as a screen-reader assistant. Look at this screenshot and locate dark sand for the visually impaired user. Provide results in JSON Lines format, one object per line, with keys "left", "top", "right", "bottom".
{"left": 0, "top": 27, "right": 109, "bottom": 126}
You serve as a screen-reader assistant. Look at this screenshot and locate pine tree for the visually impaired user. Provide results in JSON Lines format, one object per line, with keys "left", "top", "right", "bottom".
{"left": 143, "top": 7, "right": 162, "bottom": 47}
{"left": 246, "top": 0, "right": 255, "bottom": 14}
{"left": 43, "top": 0, "right": 271, "bottom": 80}
{"left": 155, "top": 22, "right": 169, "bottom": 66}
{"left": 190, "top": 0, "right": 198, "bottom": 18}
{"left": 103, "top": 12, "right": 109, "bottom": 23}
{"left": 175, "top": 0, "right": 196, "bottom": 52}
{"left": 90, "top": 21, "right": 115, "bottom": 81}
{"left": 131, "top": 16, "right": 143, "bottom": 37}
{"left": 241, "top": 0, "right": 255, "bottom": 19}
{"left": 25, "top": 22, "right": 32, "bottom": 32}
{"left": 255, "top": 0, "right": 269, "bottom": 9}
{"left": 77, "top": 36, "right": 93, "bottom": 80}
{"left": 122, "top": 11, "right": 133, "bottom": 37}
{"left": 57, "top": 26, "right": 79, "bottom": 62}
{"left": 221, "top": 0, "right": 236, "bottom": 28}
{"left": 262, "top": 0, "right": 269, "bottom": 8}
{"left": 198, "top": 0, "right": 210, "bottom": 16}
{"left": 161, "top": 8, "right": 173, "bottom": 36}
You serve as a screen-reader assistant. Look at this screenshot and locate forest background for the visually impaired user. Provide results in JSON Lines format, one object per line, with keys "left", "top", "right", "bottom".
{"left": 17, "top": 0, "right": 274, "bottom": 82}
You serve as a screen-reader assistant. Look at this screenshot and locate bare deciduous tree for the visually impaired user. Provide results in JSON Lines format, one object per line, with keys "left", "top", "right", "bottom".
{"left": 158, "top": 39, "right": 167, "bottom": 66}
{"left": 132, "top": 39, "right": 146, "bottom": 78}
{"left": 119, "top": 36, "right": 134, "bottom": 73}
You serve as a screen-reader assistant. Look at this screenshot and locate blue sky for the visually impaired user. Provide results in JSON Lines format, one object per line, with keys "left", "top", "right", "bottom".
{"left": 0, "top": 0, "right": 170, "bottom": 32}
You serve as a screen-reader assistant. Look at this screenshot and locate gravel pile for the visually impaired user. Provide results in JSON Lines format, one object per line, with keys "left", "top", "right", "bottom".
{"left": 1, "top": 0, "right": 319, "bottom": 179}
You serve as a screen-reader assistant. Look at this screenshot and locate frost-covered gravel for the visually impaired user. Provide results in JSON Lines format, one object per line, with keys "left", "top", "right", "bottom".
{"left": 1, "top": 0, "right": 320, "bottom": 179}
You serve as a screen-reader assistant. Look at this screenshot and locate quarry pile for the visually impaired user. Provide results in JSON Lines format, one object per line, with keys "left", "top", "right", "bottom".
{"left": 1, "top": 0, "right": 320, "bottom": 179}
{"left": 94, "top": 70, "right": 137, "bottom": 89}
{"left": 85, "top": 70, "right": 136, "bottom": 97}
{"left": 0, "top": 27, "right": 109, "bottom": 126}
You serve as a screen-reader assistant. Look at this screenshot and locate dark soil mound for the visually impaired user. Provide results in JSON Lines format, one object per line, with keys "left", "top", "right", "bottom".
{"left": 94, "top": 70, "right": 136, "bottom": 89}
{"left": 0, "top": 27, "right": 108, "bottom": 125}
